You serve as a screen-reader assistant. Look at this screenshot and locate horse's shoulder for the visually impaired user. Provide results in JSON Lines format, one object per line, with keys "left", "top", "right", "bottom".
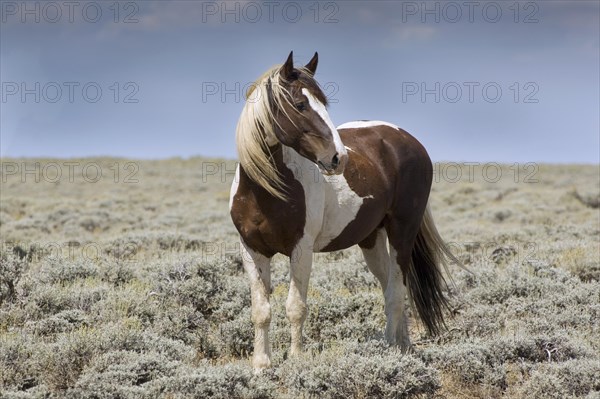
{"left": 230, "top": 165, "right": 306, "bottom": 257}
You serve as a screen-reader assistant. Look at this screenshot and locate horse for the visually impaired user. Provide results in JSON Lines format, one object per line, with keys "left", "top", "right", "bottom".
{"left": 229, "top": 51, "right": 458, "bottom": 370}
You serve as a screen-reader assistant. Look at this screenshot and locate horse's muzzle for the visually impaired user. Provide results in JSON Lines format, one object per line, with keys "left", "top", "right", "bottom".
{"left": 318, "top": 151, "right": 348, "bottom": 176}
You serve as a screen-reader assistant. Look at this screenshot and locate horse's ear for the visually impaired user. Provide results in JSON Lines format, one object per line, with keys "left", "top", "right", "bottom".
{"left": 305, "top": 52, "right": 318, "bottom": 76}
{"left": 281, "top": 51, "right": 295, "bottom": 81}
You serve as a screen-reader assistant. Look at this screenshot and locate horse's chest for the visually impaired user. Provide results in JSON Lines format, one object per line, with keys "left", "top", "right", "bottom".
{"left": 230, "top": 166, "right": 306, "bottom": 257}
{"left": 281, "top": 149, "right": 374, "bottom": 251}
{"left": 311, "top": 174, "right": 369, "bottom": 251}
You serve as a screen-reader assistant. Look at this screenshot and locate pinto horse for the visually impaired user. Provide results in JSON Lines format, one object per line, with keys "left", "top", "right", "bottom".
{"left": 230, "top": 51, "right": 458, "bottom": 370}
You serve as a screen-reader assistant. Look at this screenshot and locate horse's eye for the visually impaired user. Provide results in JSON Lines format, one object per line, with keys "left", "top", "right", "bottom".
{"left": 295, "top": 102, "right": 306, "bottom": 112}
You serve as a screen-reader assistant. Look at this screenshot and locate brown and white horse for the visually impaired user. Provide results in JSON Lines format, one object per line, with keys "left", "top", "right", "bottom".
{"left": 230, "top": 51, "right": 458, "bottom": 370}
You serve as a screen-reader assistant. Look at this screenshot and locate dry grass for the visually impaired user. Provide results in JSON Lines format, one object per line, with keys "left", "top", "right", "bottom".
{"left": 1, "top": 158, "right": 599, "bottom": 398}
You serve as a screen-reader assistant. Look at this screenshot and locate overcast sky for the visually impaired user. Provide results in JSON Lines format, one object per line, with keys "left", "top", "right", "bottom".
{"left": 1, "top": 0, "right": 598, "bottom": 163}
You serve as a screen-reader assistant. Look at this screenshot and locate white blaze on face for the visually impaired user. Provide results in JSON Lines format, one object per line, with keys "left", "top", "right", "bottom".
{"left": 301, "top": 88, "right": 347, "bottom": 161}
{"left": 229, "top": 164, "right": 240, "bottom": 211}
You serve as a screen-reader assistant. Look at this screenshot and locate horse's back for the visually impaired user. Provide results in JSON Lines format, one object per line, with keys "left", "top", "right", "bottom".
{"left": 338, "top": 121, "right": 432, "bottom": 173}
{"left": 341, "top": 121, "right": 432, "bottom": 190}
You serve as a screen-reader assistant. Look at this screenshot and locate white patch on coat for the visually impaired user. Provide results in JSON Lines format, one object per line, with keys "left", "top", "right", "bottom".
{"left": 281, "top": 146, "right": 370, "bottom": 252}
{"left": 301, "top": 88, "right": 347, "bottom": 159}
{"left": 313, "top": 171, "right": 372, "bottom": 251}
{"left": 337, "top": 120, "right": 400, "bottom": 130}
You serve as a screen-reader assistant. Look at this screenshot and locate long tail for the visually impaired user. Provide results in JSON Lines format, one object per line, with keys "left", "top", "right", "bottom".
{"left": 407, "top": 205, "right": 461, "bottom": 336}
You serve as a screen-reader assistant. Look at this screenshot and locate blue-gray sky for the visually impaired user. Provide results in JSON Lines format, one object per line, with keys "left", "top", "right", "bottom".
{"left": 1, "top": 0, "right": 599, "bottom": 163}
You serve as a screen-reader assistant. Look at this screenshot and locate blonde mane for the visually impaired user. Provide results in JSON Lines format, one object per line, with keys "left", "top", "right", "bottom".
{"left": 236, "top": 65, "right": 303, "bottom": 201}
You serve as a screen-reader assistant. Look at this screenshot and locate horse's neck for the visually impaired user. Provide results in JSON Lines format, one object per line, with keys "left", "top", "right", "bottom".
{"left": 281, "top": 145, "right": 321, "bottom": 182}
{"left": 237, "top": 143, "right": 321, "bottom": 195}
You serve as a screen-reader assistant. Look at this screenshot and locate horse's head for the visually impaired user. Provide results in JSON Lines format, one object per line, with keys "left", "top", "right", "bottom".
{"left": 268, "top": 51, "right": 348, "bottom": 176}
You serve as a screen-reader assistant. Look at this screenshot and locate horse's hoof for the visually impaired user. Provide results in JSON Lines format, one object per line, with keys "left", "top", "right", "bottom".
{"left": 252, "top": 354, "right": 271, "bottom": 372}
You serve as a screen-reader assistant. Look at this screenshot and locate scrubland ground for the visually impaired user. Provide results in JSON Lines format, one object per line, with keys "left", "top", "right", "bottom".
{"left": 0, "top": 157, "right": 599, "bottom": 398}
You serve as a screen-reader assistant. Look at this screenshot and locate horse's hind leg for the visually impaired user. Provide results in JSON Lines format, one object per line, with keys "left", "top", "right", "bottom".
{"left": 240, "top": 240, "right": 272, "bottom": 370}
{"left": 385, "top": 218, "right": 422, "bottom": 351}
{"left": 360, "top": 227, "right": 410, "bottom": 350}
{"left": 359, "top": 228, "right": 390, "bottom": 294}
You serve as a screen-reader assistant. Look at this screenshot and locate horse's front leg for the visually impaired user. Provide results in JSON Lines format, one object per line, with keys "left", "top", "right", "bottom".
{"left": 286, "top": 238, "right": 313, "bottom": 356}
{"left": 240, "top": 241, "right": 272, "bottom": 370}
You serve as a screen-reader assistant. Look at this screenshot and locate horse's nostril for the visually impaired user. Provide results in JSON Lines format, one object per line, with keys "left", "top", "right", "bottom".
{"left": 332, "top": 153, "right": 339, "bottom": 168}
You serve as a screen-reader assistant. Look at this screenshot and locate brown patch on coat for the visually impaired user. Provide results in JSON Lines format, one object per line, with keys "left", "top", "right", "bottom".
{"left": 230, "top": 145, "right": 306, "bottom": 258}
